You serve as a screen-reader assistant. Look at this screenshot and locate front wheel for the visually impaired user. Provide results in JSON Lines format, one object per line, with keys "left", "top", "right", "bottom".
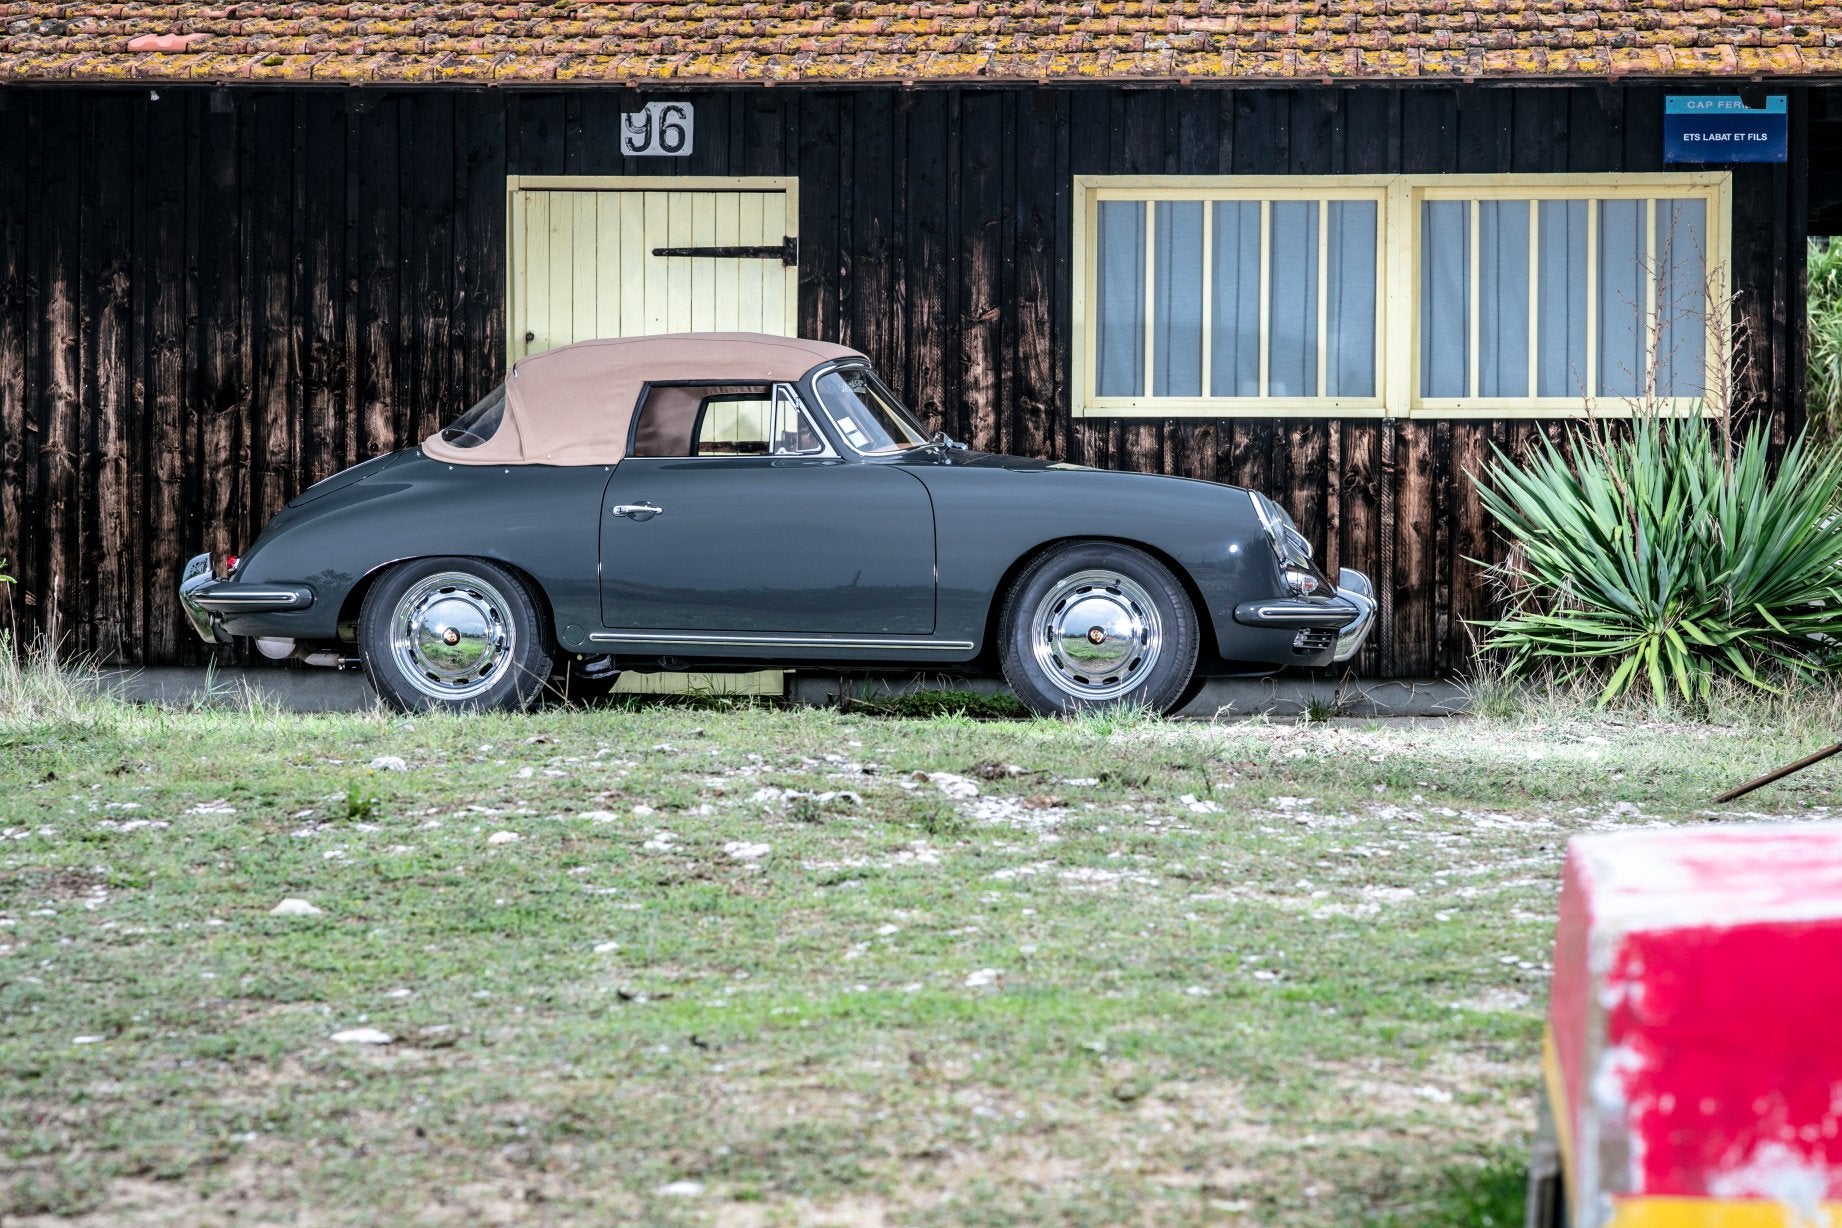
{"left": 359, "top": 557, "right": 554, "bottom": 713}
{"left": 997, "top": 542, "right": 1200, "bottom": 716}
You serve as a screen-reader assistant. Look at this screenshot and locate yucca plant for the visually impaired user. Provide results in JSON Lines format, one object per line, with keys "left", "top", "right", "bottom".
{"left": 1475, "top": 415, "right": 1842, "bottom": 706}
{"left": 1813, "top": 238, "right": 1842, "bottom": 440}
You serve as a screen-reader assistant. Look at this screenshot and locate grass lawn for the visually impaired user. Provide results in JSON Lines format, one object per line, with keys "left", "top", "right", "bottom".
{"left": 3, "top": 683, "right": 1838, "bottom": 1226}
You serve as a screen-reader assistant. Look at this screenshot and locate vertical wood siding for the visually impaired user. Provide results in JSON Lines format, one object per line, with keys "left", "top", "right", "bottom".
{"left": 0, "top": 85, "right": 1807, "bottom": 674}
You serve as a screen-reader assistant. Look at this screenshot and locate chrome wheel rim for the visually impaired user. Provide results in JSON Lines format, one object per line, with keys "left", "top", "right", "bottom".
{"left": 1029, "top": 569, "right": 1163, "bottom": 702}
{"left": 389, "top": 571, "right": 516, "bottom": 701}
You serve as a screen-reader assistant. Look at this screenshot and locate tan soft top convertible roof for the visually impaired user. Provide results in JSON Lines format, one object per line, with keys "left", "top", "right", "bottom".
{"left": 422, "top": 332, "right": 864, "bottom": 467}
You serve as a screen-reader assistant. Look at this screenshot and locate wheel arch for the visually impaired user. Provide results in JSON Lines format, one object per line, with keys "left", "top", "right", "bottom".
{"left": 980, "top": 536, "right": 1219, "bottom": 664}
{"left": 339, "top": 554, "right": 558, "bottom": 649}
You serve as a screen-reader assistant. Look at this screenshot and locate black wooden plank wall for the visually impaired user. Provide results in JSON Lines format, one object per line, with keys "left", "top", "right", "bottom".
{"left": 0, "top": 84, "right": 1806, "bottom": 674}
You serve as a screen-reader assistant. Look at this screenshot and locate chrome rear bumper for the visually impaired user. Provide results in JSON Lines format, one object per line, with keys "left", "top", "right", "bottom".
{"left": 179, "top": 552, "right": 315, "bottom": 644}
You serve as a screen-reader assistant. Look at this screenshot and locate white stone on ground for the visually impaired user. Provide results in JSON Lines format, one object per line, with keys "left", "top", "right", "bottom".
{"left": 963, "top": 968, "right": 1002, "bottom": 988}
{"left": 925, "top": 772, "right": 980, "bottom": 800}
{"left": 270, "top": 898, "right": 323, "bottom": 917}
{"left": 487, "top": 831, "right": 521, "bottom": 845}
{"left": 331, "top": 1027, "right": 393, "bottom": 1045}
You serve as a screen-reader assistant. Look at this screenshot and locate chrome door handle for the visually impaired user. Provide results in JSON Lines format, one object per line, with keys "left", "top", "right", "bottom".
{"left": 611, "top": 502, "right": 664, "bottom": 520}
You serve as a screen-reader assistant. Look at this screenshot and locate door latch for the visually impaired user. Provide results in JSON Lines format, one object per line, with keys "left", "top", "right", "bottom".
{"left": 611, "top": 502, "right": 664, "bottom": 521}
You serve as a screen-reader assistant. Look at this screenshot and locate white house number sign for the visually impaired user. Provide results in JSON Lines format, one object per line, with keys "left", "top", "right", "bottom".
{"left": 621, "top": 102, "right": 693, "bottom": 157}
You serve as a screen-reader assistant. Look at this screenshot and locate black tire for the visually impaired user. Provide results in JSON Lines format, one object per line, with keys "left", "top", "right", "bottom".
{"left": 359, "top": 556, "right": 554, "bottom": 713}
{"left": 997, "top": 541, "right": 1200, "bottom": 716}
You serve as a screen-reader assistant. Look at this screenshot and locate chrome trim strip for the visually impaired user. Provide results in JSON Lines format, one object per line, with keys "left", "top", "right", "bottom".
{"left": 588, "top": 630, "right": 975, "bottom": 651}
{"left": 194, "top": 589, "right": 312, "bottom": 606}
{"left": 1237, "top": 604, "right": 1358, "bottom": 625}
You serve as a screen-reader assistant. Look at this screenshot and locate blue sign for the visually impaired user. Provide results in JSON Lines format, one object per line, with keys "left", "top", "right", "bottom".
{"left": 1663, "top": 95, "right": 1787, "bottom": 164}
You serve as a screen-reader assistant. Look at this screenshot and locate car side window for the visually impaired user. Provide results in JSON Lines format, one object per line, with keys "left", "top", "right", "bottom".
{"left": 629, "top": 383, "right": 828, "bottom": 458}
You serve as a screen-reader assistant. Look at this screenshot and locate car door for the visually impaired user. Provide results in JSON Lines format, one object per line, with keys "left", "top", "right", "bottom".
{"left": 600, "top": 382, "right": 937, "bottom": 635}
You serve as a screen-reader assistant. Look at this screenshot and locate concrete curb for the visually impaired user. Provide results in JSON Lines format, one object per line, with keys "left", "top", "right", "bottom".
{"left": 91, "top": 666, "right": 382, "bottom": 713}
{"left": 92, "top": 666, "right": 1471, "bottom": 719}
{"left": 788, "top": 672, "right": 1470, "bottom": 719}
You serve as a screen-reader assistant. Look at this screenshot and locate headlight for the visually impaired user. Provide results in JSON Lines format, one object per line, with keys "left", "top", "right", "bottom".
{"left": 1248, "top": 492, "right": 1319, "bottom": 595}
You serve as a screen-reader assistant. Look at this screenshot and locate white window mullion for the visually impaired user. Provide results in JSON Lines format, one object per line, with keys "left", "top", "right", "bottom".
{"left": 1468, "top": 198, "right": 1481, "bottom": 400}
{"left": 1200, "top": 200, "right": 1213, "bottom": 399}
{"left": 1585, "top": 197, "right": 1599, "bottom": 401}
{"left": 1316, "top": 198, "right": 1330, "bottom": 399}
{"left": 1143, "top": 202, "right": 1157, "bottom": 400}
{"left": 1385, "top": 179, "right": 1416, "bottom": 418}
{"left": 1258, "top": 200, "right": 1272, "bottom": 399}
{"left": 1526, "top": 199, "right": 1539, "bottom": 399}
{"left": 1644, "top": 196, "right": 1658, "bottom": 403}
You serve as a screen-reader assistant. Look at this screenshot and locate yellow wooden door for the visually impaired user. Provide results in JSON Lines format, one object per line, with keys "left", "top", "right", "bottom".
{"left": 506, "top": 177, "right": 801, "bottom": 698}
{"left": 508, "top": 180, "right": 798, "bottom": 359}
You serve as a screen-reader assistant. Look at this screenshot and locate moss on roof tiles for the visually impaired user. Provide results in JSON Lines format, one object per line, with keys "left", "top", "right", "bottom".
{"left": 0, "top": 0, "right": 1838, "bottom": 82}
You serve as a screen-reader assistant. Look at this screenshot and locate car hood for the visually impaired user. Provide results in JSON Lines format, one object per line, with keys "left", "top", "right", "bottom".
{"left": 894, "top": 448, "right": 1087, "bottom": 472}
{"left": 901, "top": 449, "right": 1238, "bottom": 489}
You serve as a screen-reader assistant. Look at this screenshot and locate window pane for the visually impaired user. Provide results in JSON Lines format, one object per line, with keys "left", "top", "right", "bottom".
{"left": 1095, "top": 201, "right": 1146, "bottom": 397}
{"left": 1210, "top": 201, "right": 1261, "bottom": 397}
{"left": 1478, "top": 200, "right": 1530, "bottom": 397}
{"left": 1537, "top": 200, "right": 1589, "bottom": 397}
{"left": 814, "top": 368, "right": 930, "bottom": 455}
{"left": 1267, "top": 201, "right": 1319, "bottom": 398}
{"left": 1420, "top": 199, "right": 1469, "bottom": 397}
{"left": 1326, "top": 200, "right": 1377, "bottom": 398}
{"left": 1656, "top": 198, "right": 1707, "bottom": 398}
{"left": 769, "top": 387, "right": 826, "bottom": 456}
{"left": 1153, "top": 201, "right": 1204, "bottom": 397}
{"left": 1598, "top": 198, "right": 1646, "bottom": 399}
{"left": 632, "top": 383, "right": 773, "bottom": 457}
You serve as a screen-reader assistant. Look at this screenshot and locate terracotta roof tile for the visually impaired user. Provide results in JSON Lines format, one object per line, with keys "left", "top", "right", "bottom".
{"left": 1, "top": 1, "right": 1839, "bottom": 83}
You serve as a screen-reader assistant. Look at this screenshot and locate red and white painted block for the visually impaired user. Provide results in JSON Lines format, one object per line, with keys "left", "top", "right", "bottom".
{"left": 1546, "top": 822, "right": 1842, "bottom": 1228}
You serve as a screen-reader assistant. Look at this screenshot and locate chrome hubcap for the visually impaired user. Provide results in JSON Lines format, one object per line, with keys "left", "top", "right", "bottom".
{"left": 1030, "top": 569, "right": 1163, "bottom": 701}
{"left": 390, "top": 571, "right": 516, "bottom": 700}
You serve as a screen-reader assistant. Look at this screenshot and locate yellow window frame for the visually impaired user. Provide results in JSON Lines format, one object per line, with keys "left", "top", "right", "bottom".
{"left": 1072, "top": 173, "right": 1734, "bottom": 420}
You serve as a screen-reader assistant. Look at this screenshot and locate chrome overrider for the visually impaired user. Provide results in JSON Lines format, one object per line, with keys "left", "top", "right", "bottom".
{"left": 178, "top": 552, "right": 316, "bottom": 644}
{"left": 1232, "top": 567, "right": 1377, "bottom": 664}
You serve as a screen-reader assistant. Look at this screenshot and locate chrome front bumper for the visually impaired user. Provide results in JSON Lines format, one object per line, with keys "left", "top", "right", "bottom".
{"left": 179, "top": 552, "right": 315, "bottom": 644}
{"left": 1329, "top": 568, "right": 1376, "bottom": 663}
{"left": 1233, "top": 566, "right": 1378, "bottom": 664}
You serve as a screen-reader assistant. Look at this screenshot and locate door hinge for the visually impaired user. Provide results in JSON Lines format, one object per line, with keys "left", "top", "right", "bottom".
{"left": 652, "top": 236, "right": 798, "bottom": 267}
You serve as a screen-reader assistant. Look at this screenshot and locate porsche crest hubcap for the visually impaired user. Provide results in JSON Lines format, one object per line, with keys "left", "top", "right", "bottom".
{"left": 391, "top": 571, "right": 516, "bottom": 701}
{"left": 1030, "top": 569, "right": 1162, "bottom": 701}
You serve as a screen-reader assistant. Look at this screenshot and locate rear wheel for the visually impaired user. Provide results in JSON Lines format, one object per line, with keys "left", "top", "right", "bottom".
{"left": 359, "top": 557, "right": 553, "bottom": 713}
{"left": 998, "top": 542, "right": 1199, "bottom": 716}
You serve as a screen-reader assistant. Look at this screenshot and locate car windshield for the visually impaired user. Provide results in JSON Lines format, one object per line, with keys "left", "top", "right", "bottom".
{"left": 439, "top": 383, "right": 507, "bottom": 449}
{"left": 812, "top": 367, "right": 930, "bottom": 455}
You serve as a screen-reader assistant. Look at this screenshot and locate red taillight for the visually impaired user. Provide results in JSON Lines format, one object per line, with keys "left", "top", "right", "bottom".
{"left": 225, "top": 554, "right": 240, "bottom": 576}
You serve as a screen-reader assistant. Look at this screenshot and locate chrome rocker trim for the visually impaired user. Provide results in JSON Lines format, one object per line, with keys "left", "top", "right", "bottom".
{"left": 588, "top": 630, "right": 975, "bottom": 651}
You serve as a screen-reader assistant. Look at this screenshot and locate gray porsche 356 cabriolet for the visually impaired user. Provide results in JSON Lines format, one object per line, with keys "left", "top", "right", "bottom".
{"left": 181, "top": 333, "right": 1374, "bottom": 714}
